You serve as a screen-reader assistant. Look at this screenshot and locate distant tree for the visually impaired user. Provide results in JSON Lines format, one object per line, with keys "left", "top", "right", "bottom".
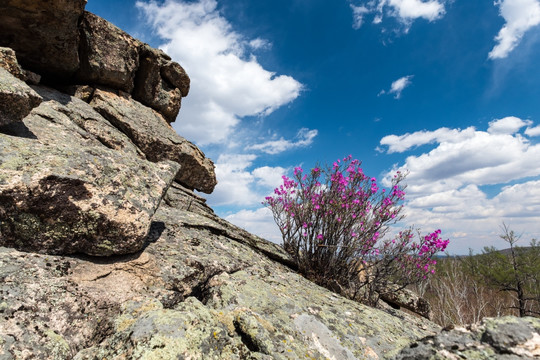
{"left": 476, "top": 224, "right": 540, "bottom": 317}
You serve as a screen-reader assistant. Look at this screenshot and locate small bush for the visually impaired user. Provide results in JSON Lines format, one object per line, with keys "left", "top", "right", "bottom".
{"left": 264, "top": 155, "right": 449, "bottom": 305}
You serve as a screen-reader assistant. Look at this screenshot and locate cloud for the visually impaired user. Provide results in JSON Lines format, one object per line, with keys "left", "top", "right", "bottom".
{"left": 246, "top": 128, "right": 318, "bottom": 154}
{"left": 379, "top": 75, "right": 413, "bottom": 99}
{"left": 489, "top": 0, "right": 540, "bottom": 59}
{"left": 380, "top": 127, "right": 475, "bottom": 153}
{"left": 350, "top": 4, "right": 371, "bottom": 29}
{"left": 136, "top": 0, "right": 302, "bottom": 145}
{"left": 252, "top": 166, "right": 287, "bottom": 188}
{"left": 379, "top": 117, "right": 540, "bottom": 253}
{"left": 487, "top": 116, "right": 532, "bottom": 134}
{"left": 350, "top": 0, "right": 446, "bottom": 31}
{"left": 206, "top": 154, "right": 287, "bottom": 206}
{"left": 525, "top": 125, "right": 540, "bottom": 136}
{"left": 225, "top": 207, "right": 283, "bottom": 244}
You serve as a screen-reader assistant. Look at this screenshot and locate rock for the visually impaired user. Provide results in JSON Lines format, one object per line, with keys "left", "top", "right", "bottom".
{"left": 133, "top": 45, "right": 190, "bottom": 123}
{"left": 0, "top": 195, "right": 440, "bottom": 359}
{"left": 0, "top": 68, "right": 42, "bottom": 126}
{"left": 0, "top": 132, "right": 179, "bottom": 256}
{"left": 380, "top": 285, "right": 431, "bottom": 319}
{"left": 77, "top": 11, "right": 140, "bottom": 93}
{"left": 90, "top": 89, "right": 217, "bottom": 193}
{"left": 0, "top": 0, "right": 86, "bottom": 81}
{"left": 0, "top": 47, "right": 26, "bottom": 81}
{"left": 394, "top": 316, "right": 540, "bottom": 359}
{"left": 30, "top": 85, "right": 145, "bottom": 158}
{"left": 0, "top": 47, "right": 41, "bottom": 85}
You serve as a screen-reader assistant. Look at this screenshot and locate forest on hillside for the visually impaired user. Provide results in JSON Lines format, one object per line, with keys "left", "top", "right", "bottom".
{"left": 413, "top": 225, "right": 540, "bottom": 326}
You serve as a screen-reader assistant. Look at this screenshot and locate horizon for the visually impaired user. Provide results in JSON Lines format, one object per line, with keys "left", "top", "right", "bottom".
{"left": 87, "top": 0, "right": 540, "bottom": 255}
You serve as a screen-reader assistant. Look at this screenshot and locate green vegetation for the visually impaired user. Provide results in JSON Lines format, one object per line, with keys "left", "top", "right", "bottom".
{"left": 414, "top": 224, "right": 540, "bottom": 326}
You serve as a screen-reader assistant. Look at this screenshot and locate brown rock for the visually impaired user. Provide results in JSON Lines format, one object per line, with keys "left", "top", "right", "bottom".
{"left": 90, "top": 89, "right": 217, "bottom": 193}
{"left": 0, "top": 68, "right": 42, "bottom": 126}
{"left": 0, "top": 47, "right": 25, "bottom": 80}
{"left": 133, "top": 44, "right": 190, "bottom": 123}
{"left": 0, "top": 0, "right": 86, "bottom": 81}
{"left": 77, "top": 11, "right": 141, "bottom": 93}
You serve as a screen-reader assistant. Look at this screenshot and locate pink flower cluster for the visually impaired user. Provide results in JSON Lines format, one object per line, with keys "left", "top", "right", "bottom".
{"left": 264, "top": 155, "right": 449, "bottom": 281}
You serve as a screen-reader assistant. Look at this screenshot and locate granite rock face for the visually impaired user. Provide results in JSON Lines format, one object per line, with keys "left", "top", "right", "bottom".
{"left": 77, "top": 11, "right": 140, "bottom": 93}
{"left": 0, "top": 68, "right": 42, "bottom": 126}
{"left": 0, "top": 0, "right": 86, "bottom": 81}
{"left": 395, "top": 316, "right": 540, "bottom": 359}
{"left": 134, "top": 44, "right": 190, "bottom": 123}
{"left": 90, "top": 88, "right": 216, "bottom": 193}
{"left": 0, "top": 196, "right": 440, "bottom": 359}
{"left": 0, "top": 132, "right": 179, "bottom": 256}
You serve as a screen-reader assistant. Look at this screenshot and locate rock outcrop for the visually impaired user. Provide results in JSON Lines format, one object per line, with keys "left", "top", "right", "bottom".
{"left": 0, "top": 0, "right": 86, "bottom": 81}
{"left": 0, "top": 68, "right": 42, "bottom": 126}
{"left": 0, "top": 2, "right": 538, "bottom": 359}
{"left": 396, "top": 316, "right": 540, "bottom": 359}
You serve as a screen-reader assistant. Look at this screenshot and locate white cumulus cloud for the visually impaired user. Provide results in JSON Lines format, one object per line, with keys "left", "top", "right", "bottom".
{"left": 525, "top": 125, "right": 540, "bottom": 136}
{"left": 137, "top": 0, "right": 302, "bottom": 145}
{"left": 246, "top": 128, "right": 318, "bottom": 154}
{"left": 350, "top": 0, "right": 446, "bottom": 31}
{"left": 206, "top": 154, "right": 288, "bottom": 207}
{"left": 489, "top": 0, "right": 540, "bottom": 59}
{"left": 225, "top": 207, "right": 283, "bottom": 244}
{"left": 379, "top": 117, "right": 540, "bottom": 253}
{"left": 379, "top": 75, "right": 414, "bottom": 99}
{"left": 487, "top": 116, "right": 532, "bottom": 134}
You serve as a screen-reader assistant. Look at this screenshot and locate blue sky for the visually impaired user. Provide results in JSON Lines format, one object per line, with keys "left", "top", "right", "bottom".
{"left": 87, "top": 0, "right": 540, "bottom": 254}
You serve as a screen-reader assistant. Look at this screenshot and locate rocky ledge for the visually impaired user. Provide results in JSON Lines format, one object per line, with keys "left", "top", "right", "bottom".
{"left": 0, "top": 1, "right": 539, "bottom": 359}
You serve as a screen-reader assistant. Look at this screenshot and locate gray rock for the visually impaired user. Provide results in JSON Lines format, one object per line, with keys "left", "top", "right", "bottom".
{"left": 0, "top": 47, "right": 25, "bottom": 81}
{"left": 133, "top": 45, "right": 190, "bottom": 123}
{"left": 0, "top": 132, "right": 179, "bottom": 256}
{"left": 394, "top": 316, "right": 540, "bottom": 359}
{"left": 0, "top": 68, "right": 42, "bottom": 126}
{"left": 77, "top": 12, "right": 141, "bottom": 93}
{"left": 0, "top": 0, "right": 86, "bottom": 81}
{"left": 90, "top": 88, "right": 217, "bottom": 193}
{"left": 31, "top": 85, "right": 144, "bottom": 158}
{"left": 380, "top": 285, "right": 431, "bottom": 319}
{"left": 0, "top": 47, "right": 41, "bottom": 85}
{"left": 0, "top": 189, "right": 440, "bottom": 359}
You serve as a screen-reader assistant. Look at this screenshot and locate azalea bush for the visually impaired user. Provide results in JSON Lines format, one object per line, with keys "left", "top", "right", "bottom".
{"left": 264, "top": 155, "right": 449, "bottom": 305}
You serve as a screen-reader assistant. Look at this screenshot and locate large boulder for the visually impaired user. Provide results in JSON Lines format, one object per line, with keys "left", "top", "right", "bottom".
{"left": 0, "top": 133, "right": 179, "bottom": 256}
{"left": 0, "top": 0, "right": 86, "bottom": 81}
{"left": 133, "top": 44, "right": 190, "bottom": 123}
{"left": 0, "top": 68, "right": 42, "bottom": 126}
{"left": 77, "top": 12, "right": 141, "bottom": 93}
{"left": 90, "top": 89, "right": 216, "bottom": 193}
{"left": 0, "top": 86, "right": 180, "bottom": 256}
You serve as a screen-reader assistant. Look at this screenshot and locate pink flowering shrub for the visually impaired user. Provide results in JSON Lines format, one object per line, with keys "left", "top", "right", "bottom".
{"left": 264, "top": 155, "right": 449, "bottom": 305}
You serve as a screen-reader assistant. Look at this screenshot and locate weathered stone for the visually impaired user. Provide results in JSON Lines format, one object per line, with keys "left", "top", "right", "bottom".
{"left": 0, "top": 201, "right": 438, "bottom": 359}
{"left": 29, "top": 85, "right": 144, "bottom": 158}
{"left": 0, "top": 47, "right": 41, "bottom": 85}
{"left": 0, "top": 0, "right": 86, "bottom": 81}
{"left": 0, "top": 132, "right": 179, "bottom": 256}
{"left": 394, "top": 316, "right": 540, "bottom": 359}
{"left": 77, "top": 11, "right": 140, "bottom": 93}
{"left": 380, "top": 285, "right": 431, "bottom": 319}
{"left": 90, "top": 89, "right": 217, "bottom": 193}
{"left": 0, "top": 68, "right": 42, "bottom": 126}
{"left": 0, "top": 47, "right": 25, "bottom": 81}
{"left": 133, "top": 44, "right": 189, "bottom": 123}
